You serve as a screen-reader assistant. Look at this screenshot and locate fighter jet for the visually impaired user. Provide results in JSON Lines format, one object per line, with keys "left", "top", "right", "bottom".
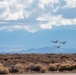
{"left": 55, "top": 45, "right": 61, "bottom": 48}
{"left": 51, "top": 40, "right": 58, "bottom": 43}
{"left": 60, "top": 41, "right": 66, "bottom": 44}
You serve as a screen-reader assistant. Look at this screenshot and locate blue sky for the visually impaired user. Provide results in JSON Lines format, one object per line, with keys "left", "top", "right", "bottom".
{"left": 0, "top": 0, "right": 76, "bottom": 52}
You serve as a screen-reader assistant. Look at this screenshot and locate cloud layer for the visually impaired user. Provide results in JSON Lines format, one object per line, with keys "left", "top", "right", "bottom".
{"left": 0, "top": 0, "right": 76, "bottom": 32}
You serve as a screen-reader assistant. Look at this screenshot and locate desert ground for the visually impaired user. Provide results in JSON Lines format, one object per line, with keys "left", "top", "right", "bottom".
{"left": 9, "top": 73, "right": 76, "bottom": 75}
{"left": 0, "top": 53, "right": 76, "bottom": 74}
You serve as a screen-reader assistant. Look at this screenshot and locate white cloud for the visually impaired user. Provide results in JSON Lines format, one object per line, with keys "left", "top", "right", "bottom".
{"left": 0, "top": 13, "right": 76, "bottom": 33}
{"left": 0, "top": 0, "right": 34, "bottom": 20}
{"left": 53, "top": 6, "right": 60, "bottom": 12}
{"left": 0, "top": 25, "right": 41, "bottom": 33}
{"left": 1, "top": 13, "right": 76, "bottom": 33}
{"left": 40, "top": 23, "right": 52, "bottom": 29}
{"left": 0, "top": 25, "right": 21, "bottom": 31}
{"left": 63, "top": 0, "right": 76, "bottom": 8}
{"left": 0, "top": 0, "right": 76, "bottom": 33}
{"left": 38, "top": 0, "right": 59, "bottom": 9}
{"left": 37, "top": 13, "right": 76, "bottom": 29}
{"left": 0, "top": 21, "right": 8, "bottom": 24}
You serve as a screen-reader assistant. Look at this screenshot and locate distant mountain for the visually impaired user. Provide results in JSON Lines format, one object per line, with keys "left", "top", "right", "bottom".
{"left": 0, "top": 47, "right": 76, "bottom": 54}
{"left": 18, "top": 47, "right": 76, "bottom": 54}
{"left": 0, "top": 25, "right": 76, "bottom": 53}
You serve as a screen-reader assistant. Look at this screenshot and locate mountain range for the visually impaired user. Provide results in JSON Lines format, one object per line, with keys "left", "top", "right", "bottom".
{"left": 0, "top": 46, "right": 76, "bottom": 54}
{"left": 0, "top": 25, "right": 76, "bottom": 53}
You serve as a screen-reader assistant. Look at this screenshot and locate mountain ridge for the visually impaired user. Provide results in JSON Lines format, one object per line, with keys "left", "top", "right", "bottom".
{"left": 0, "top": 46, "right": 76, "bottom": 54}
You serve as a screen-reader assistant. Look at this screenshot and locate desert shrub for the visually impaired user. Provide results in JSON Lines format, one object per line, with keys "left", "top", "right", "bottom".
{"left": 34, "top": 64, "right": 47, "bottom": 73}
{"left": 39, "top": 65, "right": 47, "bottom": 73}
{"left": 34, "top": 64, "right": 43, "bottom": 72}
{"left": 58, "top": 63, "right": 72, "bottom": 71}
{"left": 48, "top": 63, "right": 57, "bottom": 71}
{"left": 9, "top": 63, "right": 24, "bottom": 73}
{"left": 26, "top": 63, "right": 35, "bottom": 71}
{"left": 15, "top": 63, "right": 24, "bottom": 69}
{"left": 0, "top": 63, "right": 3, "bottom": 67}
{"left": 26, "top": 63, "right": 47, "bottom": 73}
{"left": 9, "top": 66, "right": 19, "bottom": 73}
{"left": 55, "top": 63, "right": 61, "bottom": 68}
{"left": 0, "top": 64, "right": 9, "bottom": 74}
{"left": 71, "top": 63, "right": 76, "bottom": 70}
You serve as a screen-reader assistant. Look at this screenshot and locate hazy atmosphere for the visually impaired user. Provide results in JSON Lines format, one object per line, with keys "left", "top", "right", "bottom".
{"left": 0, "top": 0, "right": 76, "bottom": 53}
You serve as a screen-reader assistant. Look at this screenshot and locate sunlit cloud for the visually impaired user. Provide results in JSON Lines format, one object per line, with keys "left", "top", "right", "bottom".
{"left": 64, "top": 0, "right": 76, "bottom": 8}
{"left": 37, "top": 13, "right": 76, "bottom": 28}
{"left": 38, "top": 0, "right": 59, "bottom": 9}
{"left": 0, "top": 0, "right": 76, "bottom": 33}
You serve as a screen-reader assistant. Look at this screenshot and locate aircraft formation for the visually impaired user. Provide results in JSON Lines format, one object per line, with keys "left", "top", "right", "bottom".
{"left": 51, "top": 40, "right": 66, "bottom": 48}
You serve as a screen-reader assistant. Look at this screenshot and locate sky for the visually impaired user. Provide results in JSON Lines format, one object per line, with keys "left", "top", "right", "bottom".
{"left": 0, "top": 0, "right": 76, "bottom": 52}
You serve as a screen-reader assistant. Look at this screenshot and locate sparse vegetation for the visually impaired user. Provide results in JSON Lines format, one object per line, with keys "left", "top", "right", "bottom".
{"left": 33, "top": 63, "right": 47, "bottom": 73}
{"left": 0, "top": 63, "right": 9, "bottom": 74}
{"left": 9, "top": 63, "right": 24, "bottom": 73}
{"left": 58, "top": 63, "right": 72, "bottom": 71}
{"left": 0, "top": 54, "right": 76, "bottom": 74}
{"left": 48, "top": 63, "right": 57, "bottom": 71}
{"left": 26, "top": 63, "right": 47, "bottom": 73}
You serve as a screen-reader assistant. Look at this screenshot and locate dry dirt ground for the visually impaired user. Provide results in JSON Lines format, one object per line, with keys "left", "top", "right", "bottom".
{"left": 9, "top": 73, "right": 76, "bottom": 75}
